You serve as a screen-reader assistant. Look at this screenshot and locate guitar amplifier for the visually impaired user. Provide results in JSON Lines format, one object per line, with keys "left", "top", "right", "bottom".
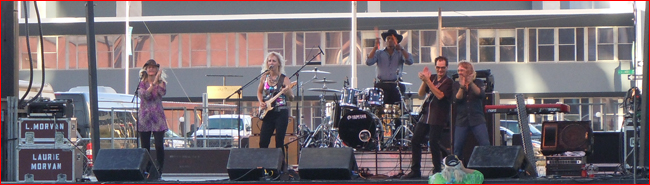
{"left": 27, "top": 99, "right": 73, "bottom": 118}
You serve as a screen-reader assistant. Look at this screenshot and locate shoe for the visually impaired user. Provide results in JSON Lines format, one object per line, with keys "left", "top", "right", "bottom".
{"left": 401, "top": 171, "right": 421, "bottom": 179}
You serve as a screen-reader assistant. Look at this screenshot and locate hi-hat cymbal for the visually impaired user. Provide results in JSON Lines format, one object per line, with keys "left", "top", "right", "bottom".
{"left": 307, "top": 88, "right": 341, "bottom": 93}
{"left": 400, "top": 81, "right": 412, "bottom": 86}
{"left": 313, "top": 79, "right": 336, "bottom": 84}
{"left": 301, "top": 69, "right": 331, "bottom": 74}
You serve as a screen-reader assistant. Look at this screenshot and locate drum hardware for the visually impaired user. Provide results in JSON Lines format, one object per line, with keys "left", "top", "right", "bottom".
{"left": 399, "top": 81, "right": 413, "bottom": 86}
{"left": 312, "top": 79, "right": 336, "bottom": 84}
{"left": 303, "top": 84, "right": 341, "bottom": 148}
{"left": 297, "top": 68, "right": 330, "bottom": 148}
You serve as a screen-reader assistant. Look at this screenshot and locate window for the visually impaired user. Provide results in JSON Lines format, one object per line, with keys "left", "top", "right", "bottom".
{"left": 296, "top": 32, "right": 322, "bottom": 65}
{"left": 537, "top": 29, "right": 554, "bottom": 61}
{"left": 617, "top": 27, "right": 634, "bottom": 61}
{"left": 478, "top": 29, "right": 495, "bottom": 62}
{"left": 133, "top": 35, "right": 152, "bottom": 68}
{"left": 419, "top": 30, "right": 437, "bottom": 63}
{"left": 499, "top": 29, "right": 516, "bottom": 62}
{"left": 441, "top": 29, "right": 458, "bottom": 63}
{"left": 267, "top": 32, "right": 293, "bottom": 65}
{"left": 191, "top": 34, "right": 208, "bottom": 67}
{"left": 597, "top": 28, "right": 614, "bottom": 60}
{"left": 558, "top": 28, "right": 576, "bottom": 61}
{"left": 324, "top": 31, "right": 342, "bottom": 65}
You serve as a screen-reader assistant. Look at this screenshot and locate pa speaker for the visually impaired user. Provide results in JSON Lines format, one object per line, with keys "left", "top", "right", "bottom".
{"left": 298, "top": 148, "right": 358, "bottom": 180}
{"left": 467, "top": 146, "right": 533, "bottom": 178}
{"left": 541, "top": 121, "right": 593, "bottom": 156}
{"left": 227, "top": 148, "right": 283, "bottom": 181}
{"left": 92, "top": 148, "right": 159, "bottom": 181}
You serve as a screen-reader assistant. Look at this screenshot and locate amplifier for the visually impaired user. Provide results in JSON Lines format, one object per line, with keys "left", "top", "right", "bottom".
{"left": 16, "top": 146, "right": 84, "bottom": 182}
{"left": 19, "top": 118, "right": 77, "bottom": 145}
{"left": 546, "top": 156, "right": 585, "bottom": 177}
{"left": 27, "top": 99, "right": 73, "bottom": 118}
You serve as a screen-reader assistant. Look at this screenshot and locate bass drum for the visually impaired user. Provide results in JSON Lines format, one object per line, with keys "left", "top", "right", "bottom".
{"left": 338, "top": 109, "right": 381, "bottom": 149}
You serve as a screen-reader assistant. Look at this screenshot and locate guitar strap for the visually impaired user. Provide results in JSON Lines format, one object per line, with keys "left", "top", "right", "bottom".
{"left": 270, "top": 74, "right": 285, "bottom": 109}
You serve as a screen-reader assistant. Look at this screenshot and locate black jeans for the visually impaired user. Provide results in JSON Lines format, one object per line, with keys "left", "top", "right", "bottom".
{"left": 139, "top": 131, "right": 165, "bottom": 173}
{"left": 410, "top": 122, "right": 447, "bottom": 173}
{"left": 259, "top": 109, "right": 289, "bottom": 153}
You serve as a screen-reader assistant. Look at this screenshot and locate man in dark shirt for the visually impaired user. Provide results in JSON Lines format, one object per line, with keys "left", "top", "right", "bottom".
{"left": 452, "top": 61, "right": 490, "bottom": 161}
{"left": 403, "top": 56, "right": 453, "bottom": 179}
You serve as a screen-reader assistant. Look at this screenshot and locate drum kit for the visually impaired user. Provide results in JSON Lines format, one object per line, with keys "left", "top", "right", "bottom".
{"left": 297, "top": 68, "right": 417, "bottom": 151}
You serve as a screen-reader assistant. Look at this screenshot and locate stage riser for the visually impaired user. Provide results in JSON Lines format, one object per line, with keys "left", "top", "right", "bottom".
{"left": 353, "top": 151, "right": 436, "bottom": 176}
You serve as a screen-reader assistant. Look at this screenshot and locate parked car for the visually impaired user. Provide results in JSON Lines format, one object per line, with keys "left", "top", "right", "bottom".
{"left": 191, "top": 114, "right": 252, "bottom": 148}
{"left": 500, "top": 126, "right": 541, "bottom": 156}
{"left": 500, "top": 120, "right": 542, "bottom": 141}
{"left": 163, "top": 130, "right": 188, "bottom": 148}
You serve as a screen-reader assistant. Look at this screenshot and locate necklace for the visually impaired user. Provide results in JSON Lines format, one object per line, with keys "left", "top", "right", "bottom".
{"left": 268, "top": 74, "right": 279, "bottom": 85}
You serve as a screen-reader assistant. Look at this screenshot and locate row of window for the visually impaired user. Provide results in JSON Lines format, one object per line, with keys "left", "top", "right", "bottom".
{"left": 19, "top": 26, "right": 634, "bottom": 70}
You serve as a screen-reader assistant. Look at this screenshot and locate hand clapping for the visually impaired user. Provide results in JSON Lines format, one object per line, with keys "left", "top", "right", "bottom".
{"left": 419, "top": 66, "right": 431, "bottom": 81}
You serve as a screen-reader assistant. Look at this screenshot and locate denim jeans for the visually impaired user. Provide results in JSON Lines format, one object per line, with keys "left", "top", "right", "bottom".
{"left": 453, "top": 123, "right": 490, "bottom": 159}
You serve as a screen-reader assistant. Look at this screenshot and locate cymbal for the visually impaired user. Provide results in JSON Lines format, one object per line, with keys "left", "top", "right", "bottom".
{"left": 301, "top": 69, "right": 331, "bottom": 74}
{"left": 313, "top": 79, "right": 336, "bottom": 84}
{"left": 307, "top": 88, "right": 341, "bottom": 93}
{"left": 400, "top": 81, "right": 412, "bottom": 86}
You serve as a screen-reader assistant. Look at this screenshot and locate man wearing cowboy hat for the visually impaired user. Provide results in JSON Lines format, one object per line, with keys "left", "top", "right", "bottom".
{"left": 366, "top": 29, "right": 414, "bottom": 140}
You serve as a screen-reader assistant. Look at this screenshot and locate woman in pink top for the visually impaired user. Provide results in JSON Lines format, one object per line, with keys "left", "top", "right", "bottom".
{"left": 256, "top": 52, "right": 294, "bottom": 155}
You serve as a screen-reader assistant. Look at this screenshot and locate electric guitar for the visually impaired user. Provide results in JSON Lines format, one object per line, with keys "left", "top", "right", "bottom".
{"left": 415, "top": 92, "right": 433, "bottom": 122}
{"left": 258, "top": 81, "right": 297, "bottom": 119}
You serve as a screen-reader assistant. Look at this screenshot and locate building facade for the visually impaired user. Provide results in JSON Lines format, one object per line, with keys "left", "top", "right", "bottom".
{"left": 16, "top": 1, "right": 645, "bottom": 131}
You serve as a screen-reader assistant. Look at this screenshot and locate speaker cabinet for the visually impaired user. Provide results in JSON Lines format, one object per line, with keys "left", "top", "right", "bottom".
{"left": 298, "top": 148, "right": 358, "bottom": 180}
{"left": 92, "top": 149, "right": 159, "bottom": 181}
{"left": 541, "top": 121, "right": 593, "bottom": 156}
{"left": 227, "top": 148, "right": 283, "bottom": 181}
{"left": 248, "top": 135, "right": 299, "bottom": 166}
{"left": 467, "top": 146, "right": 533, "bottom": 178}
{"left": 586, "top": 132, "right": 621, "bottom": 164}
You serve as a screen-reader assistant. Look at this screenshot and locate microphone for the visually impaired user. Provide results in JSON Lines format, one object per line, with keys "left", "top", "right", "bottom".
{"left": 269, "top": 65, "right": 274, "bottom": 69}
{"left": 318, "top": 45, "right": 324, "bottom": 55}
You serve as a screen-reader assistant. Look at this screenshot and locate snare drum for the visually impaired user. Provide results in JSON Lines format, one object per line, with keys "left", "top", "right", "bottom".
{"left": 363, "top": 88, "right": 384, "bottom": 107}
{"left": 340, "top": 88, "right": 362, "bottom": 108}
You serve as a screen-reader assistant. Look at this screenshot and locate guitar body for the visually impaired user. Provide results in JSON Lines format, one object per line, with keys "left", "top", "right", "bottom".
{"left": 258, "top": 81, "right": 297, "bottom": 120}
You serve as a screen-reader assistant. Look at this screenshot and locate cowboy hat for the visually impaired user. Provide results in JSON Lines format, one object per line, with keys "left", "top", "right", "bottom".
{"left": 381, "top": 29, "right": 403, "bottom": 43}
{"left": 143, "top": 59, "right": 160, "bottom": 68}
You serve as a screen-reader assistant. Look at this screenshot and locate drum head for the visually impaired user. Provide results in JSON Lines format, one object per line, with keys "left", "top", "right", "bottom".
{"left": 338, "top": 109, "right": 379, "bottom": 149}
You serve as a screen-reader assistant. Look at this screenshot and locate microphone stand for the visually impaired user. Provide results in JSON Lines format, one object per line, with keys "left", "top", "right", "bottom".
{"left": 131, "top": 82, "right": 141, "bottom": 148}
{"left": 226, "top": 69, "right": 269, "bottom": 148}
{"left": 288, "top": 50, "right": 322, "bottom": 136}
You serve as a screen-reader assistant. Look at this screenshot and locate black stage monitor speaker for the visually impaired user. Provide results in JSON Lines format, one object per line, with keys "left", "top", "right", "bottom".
{"left": 586, "top": 132, "right": 621, "bottom": 164}
{"left": 541, "top": 121, "right": 593, "bottom": 156}
{"left": 467, "top": 146, "right": 533, "bottom": 178}
{"left": 298, "top": 148, "right": 358, "bottom": 180}
{"left": 92, "top": 148, "right": 159, "bottom": 181}
{"left": 227, "top": 148, "right": 283, "bottom": 181}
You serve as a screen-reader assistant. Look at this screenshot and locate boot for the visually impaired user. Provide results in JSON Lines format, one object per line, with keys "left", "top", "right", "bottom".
{"left": 401, "top": 170, "right": 421, "bottom": 179}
